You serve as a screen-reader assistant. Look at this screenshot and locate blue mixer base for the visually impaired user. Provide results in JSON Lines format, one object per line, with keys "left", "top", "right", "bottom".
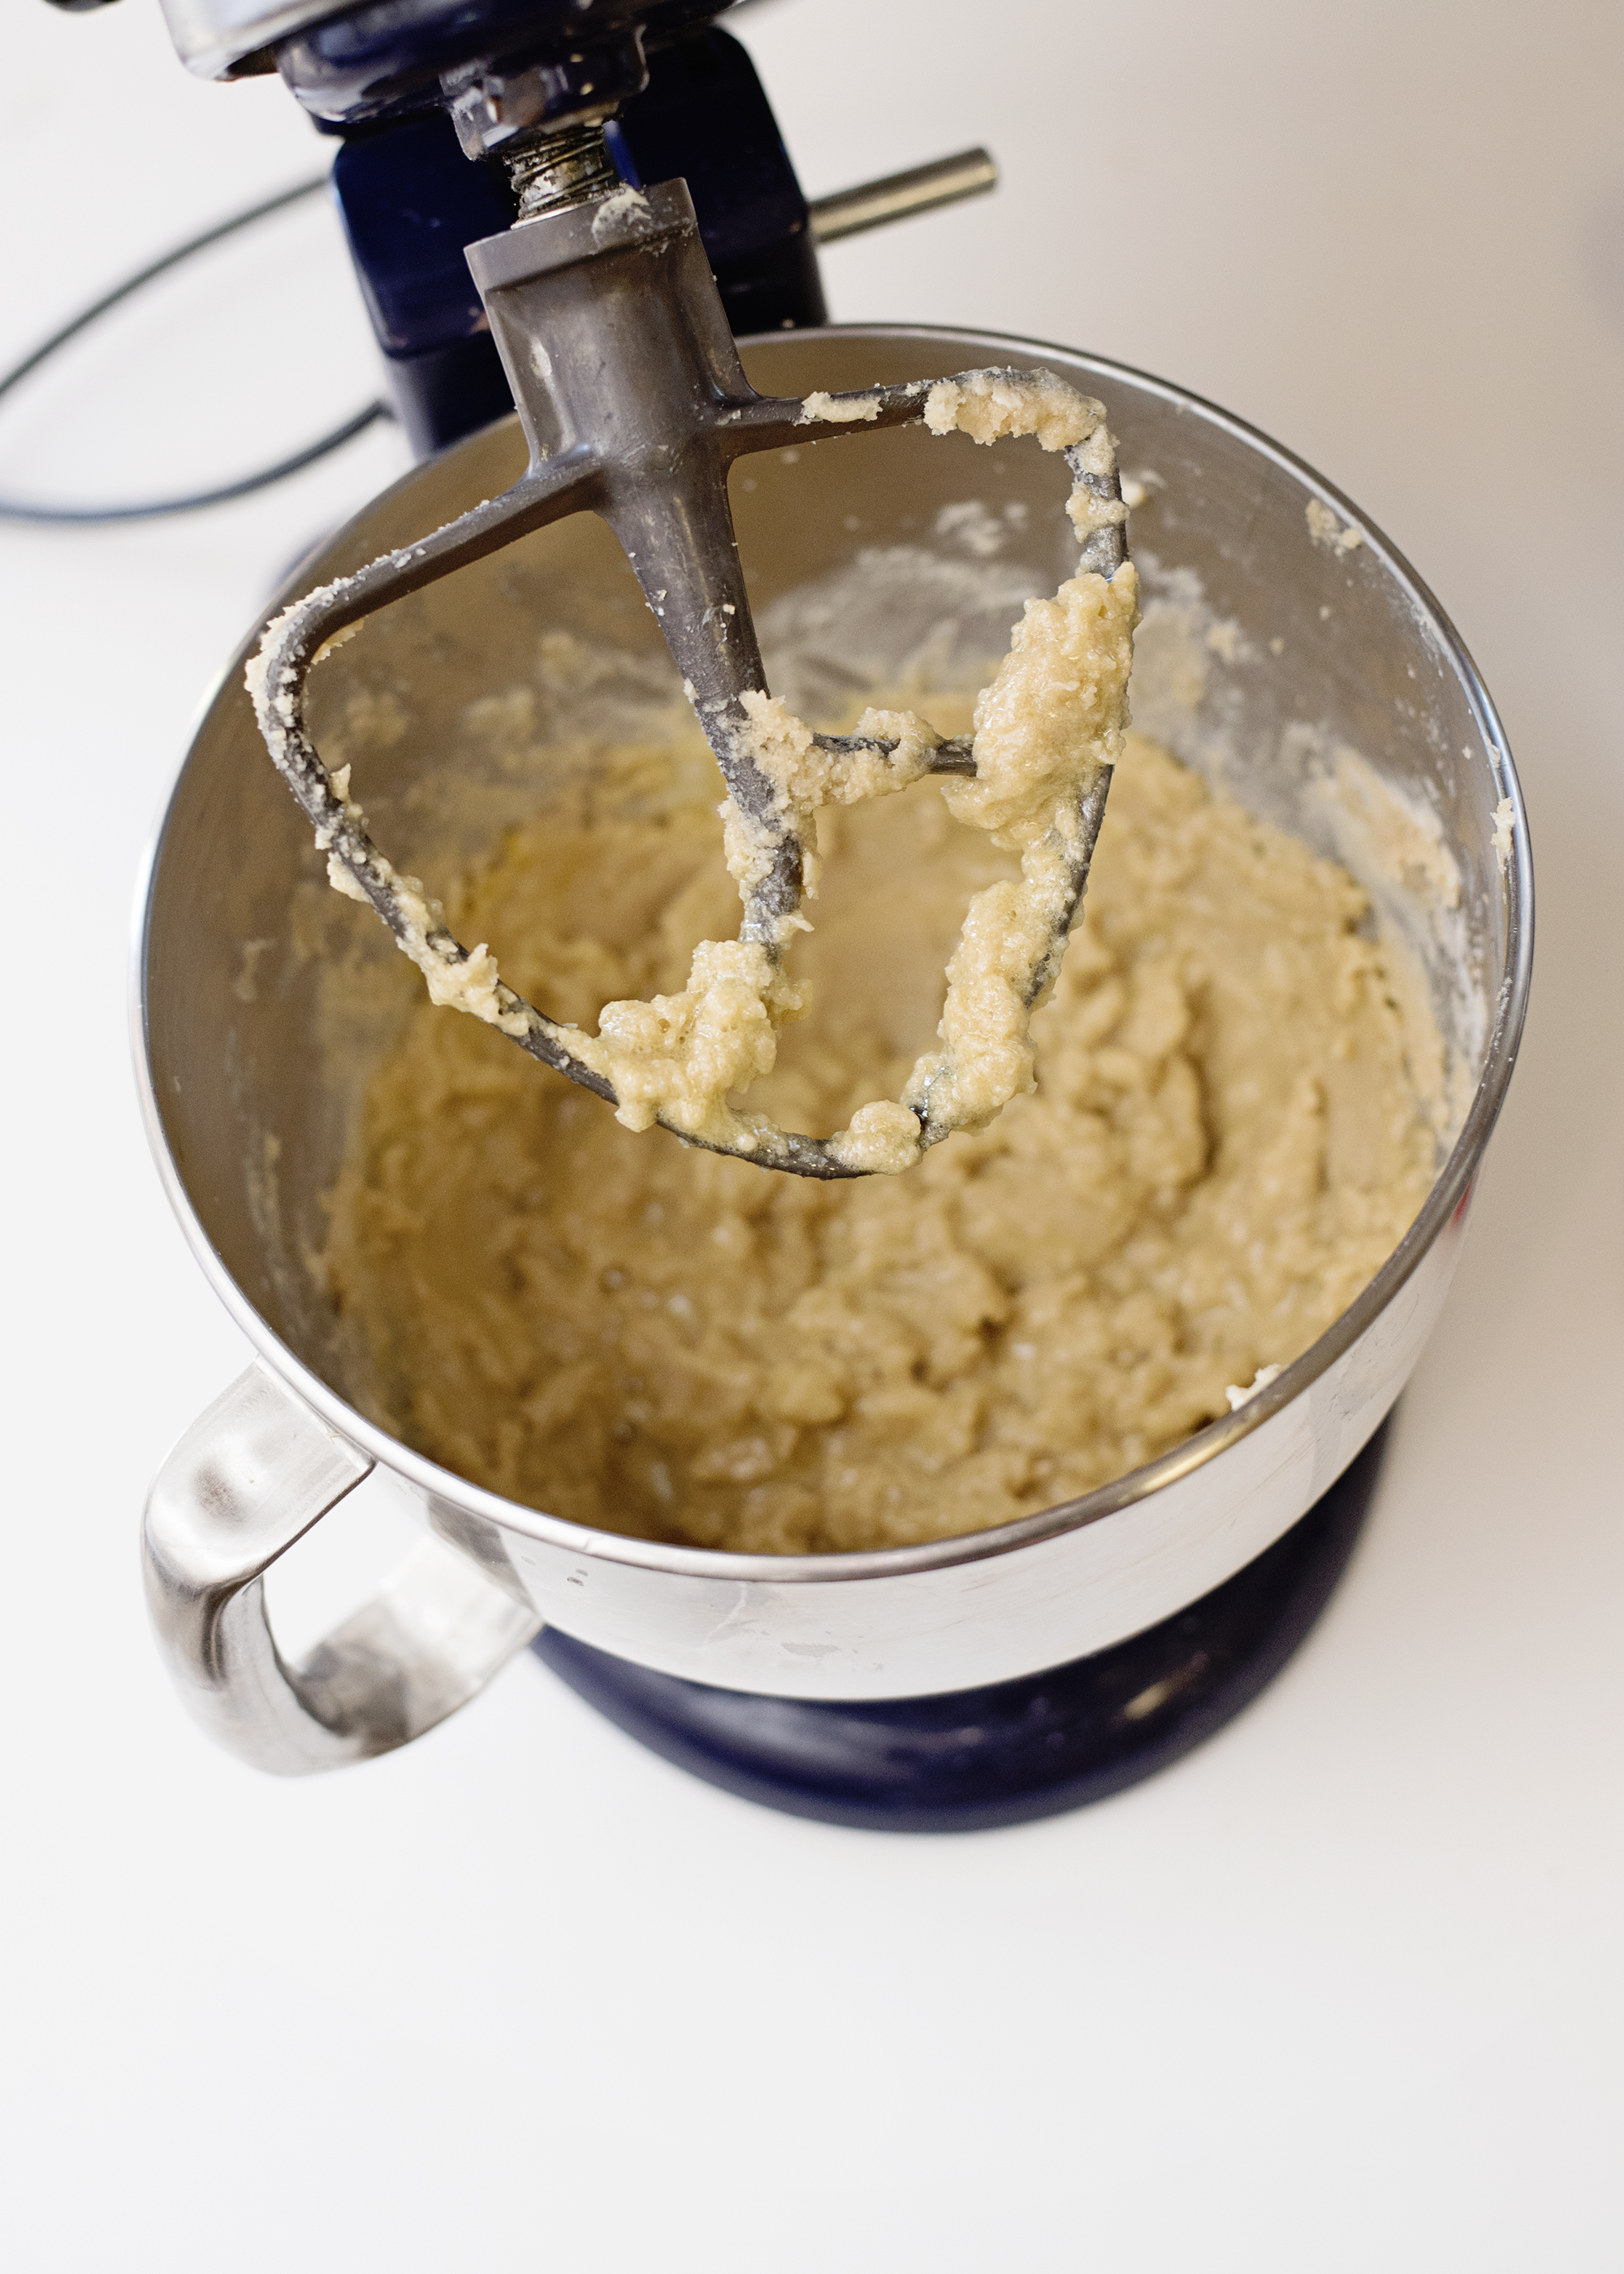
{"left": 530, "top": 1420, "right": 1388, "bottom": 1831}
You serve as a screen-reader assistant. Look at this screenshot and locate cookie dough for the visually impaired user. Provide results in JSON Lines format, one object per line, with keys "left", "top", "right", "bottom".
{"left": 322, "top": 704, "right": 1440, "bottom": 1554}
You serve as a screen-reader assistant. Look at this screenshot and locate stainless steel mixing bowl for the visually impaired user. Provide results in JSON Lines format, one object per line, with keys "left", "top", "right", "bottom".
{"left": 137, "top": 326, "right": 1531, "bottom": 1772}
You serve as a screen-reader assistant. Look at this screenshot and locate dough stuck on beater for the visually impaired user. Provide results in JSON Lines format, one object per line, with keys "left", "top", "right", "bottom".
{"left": 283, "top": 370, "right": 1135, "bottom": 1176}
{"left": 567, "top": 522, "right": 1134, "bottom": 1174}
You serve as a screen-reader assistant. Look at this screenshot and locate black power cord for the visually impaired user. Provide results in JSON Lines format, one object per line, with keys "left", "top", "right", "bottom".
{"left": 0, "top": 175, "right": 393, "bottom": 525}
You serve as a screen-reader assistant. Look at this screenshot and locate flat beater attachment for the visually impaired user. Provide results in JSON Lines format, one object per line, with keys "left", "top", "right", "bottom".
{"left": 248, "top": 176, "right": 1127, "bottom": 1177}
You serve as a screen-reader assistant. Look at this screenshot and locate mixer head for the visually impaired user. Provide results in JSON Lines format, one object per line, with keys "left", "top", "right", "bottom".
{"left": 140, "top": 4, "right": 829, "bottom": 449}
{"left": 158, "top": 0, "right": 729, "bottom": 113}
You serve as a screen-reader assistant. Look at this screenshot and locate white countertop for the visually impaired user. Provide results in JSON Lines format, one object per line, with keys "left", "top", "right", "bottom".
{"left": 3, "top": 2, "right": 1620, "bottom": 2265}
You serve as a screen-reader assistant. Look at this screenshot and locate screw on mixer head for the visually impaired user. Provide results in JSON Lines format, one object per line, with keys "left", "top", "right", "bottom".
{"left": 246, "top": 142, "right": 1131, "bottom": 1177}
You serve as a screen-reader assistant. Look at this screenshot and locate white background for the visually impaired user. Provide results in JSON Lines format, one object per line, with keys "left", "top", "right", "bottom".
{"left": 2, "top": 2, "right": 1621, "bottom": 2265}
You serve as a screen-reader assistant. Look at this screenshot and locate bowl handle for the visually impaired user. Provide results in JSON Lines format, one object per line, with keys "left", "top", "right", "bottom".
{"left": 143, "top": 1363, "right": 541, "bottom": 1774}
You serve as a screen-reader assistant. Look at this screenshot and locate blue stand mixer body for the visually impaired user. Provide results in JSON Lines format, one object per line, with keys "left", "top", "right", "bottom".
{"left": 325, "top": 15, "right": 826, "bottom": 455}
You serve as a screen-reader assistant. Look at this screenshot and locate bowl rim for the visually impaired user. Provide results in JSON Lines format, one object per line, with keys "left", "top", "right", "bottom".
{"left": 132, "top": 320, "right": 1535, "bottom": 1586}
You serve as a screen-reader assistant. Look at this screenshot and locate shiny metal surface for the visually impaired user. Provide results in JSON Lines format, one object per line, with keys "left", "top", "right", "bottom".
{"left": 137, "top": 325, "right": 1531, "bottom": 1769}
{"left": 157, "top": 0, "right": 334, "bottom": 80}
{"left": 145, "top": 1362, "right": 540, "bottom": 1771}
{"left": 502, "top": 119, "right": 624, "bottom": 216}
{"left": 808, "top": 148, "right": 998, "bottom": 244}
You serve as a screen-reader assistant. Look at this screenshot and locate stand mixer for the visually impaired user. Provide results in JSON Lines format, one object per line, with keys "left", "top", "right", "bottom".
{"left": 51, "top": 1, "right": 1528, "bottom": 1825}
